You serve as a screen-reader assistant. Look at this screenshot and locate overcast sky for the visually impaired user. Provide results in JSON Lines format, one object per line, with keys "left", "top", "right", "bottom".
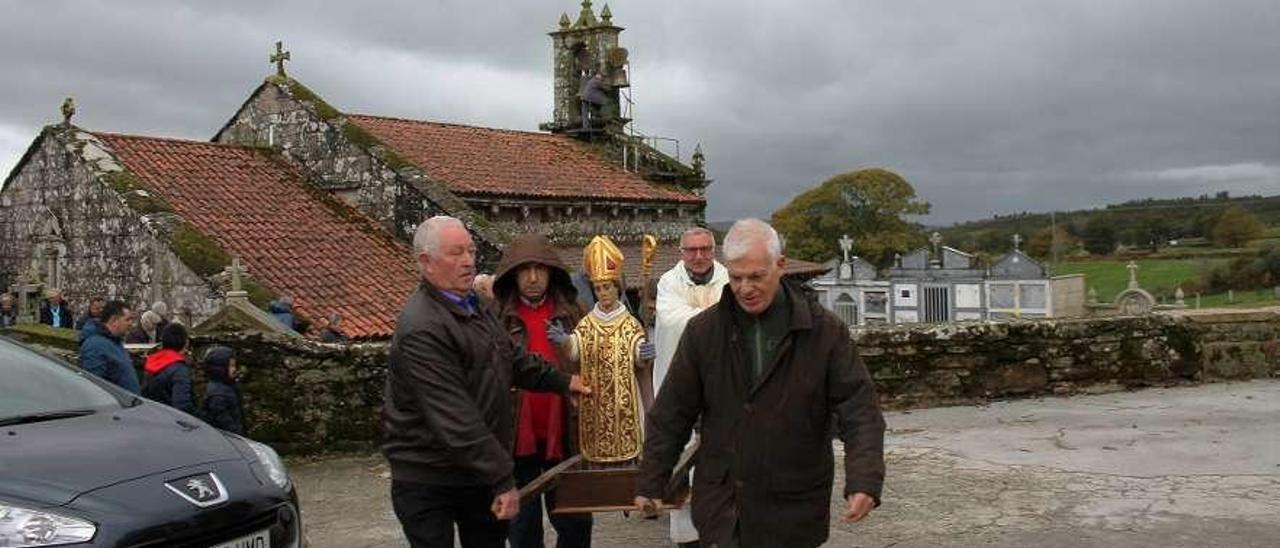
{"left": 2, "top": 0, "right": 1278, "bottom": 225}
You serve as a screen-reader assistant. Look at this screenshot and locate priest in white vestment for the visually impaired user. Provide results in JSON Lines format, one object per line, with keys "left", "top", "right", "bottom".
{"left": 652, "top": 227, "right": 729, "bottom": 548}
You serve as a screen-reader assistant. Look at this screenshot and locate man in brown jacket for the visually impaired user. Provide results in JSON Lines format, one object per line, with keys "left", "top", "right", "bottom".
{"left": 492, "top": 233, "right": 592, "bottom": 548}
{"left": 636, "top": 218, "right": 886, "bottom": 548}
{"left": 383, "top": 216, "right": 591, "bottom": 548}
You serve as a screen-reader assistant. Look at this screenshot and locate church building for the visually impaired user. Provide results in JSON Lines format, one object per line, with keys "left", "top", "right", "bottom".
{"left": 0, "top": 1, "right": 711, "bottom": 338}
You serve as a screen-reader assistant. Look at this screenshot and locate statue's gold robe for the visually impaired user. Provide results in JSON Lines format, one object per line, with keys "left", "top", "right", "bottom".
{"left": 569, "top": 304, "right": 646, "bottom": 463}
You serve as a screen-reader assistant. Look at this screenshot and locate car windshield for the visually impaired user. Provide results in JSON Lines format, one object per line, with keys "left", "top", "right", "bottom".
{"left": 0, "top": 337, "right": 125, "bottom": 421}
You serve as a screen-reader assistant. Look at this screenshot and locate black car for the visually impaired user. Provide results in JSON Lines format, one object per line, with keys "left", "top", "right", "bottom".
{"left": 0, "top": 336, "right": 303, "bottom": 547}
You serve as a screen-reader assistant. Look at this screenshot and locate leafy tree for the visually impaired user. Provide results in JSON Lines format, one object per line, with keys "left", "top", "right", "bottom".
{"left": 1081, "top": 216, "right": 1118, "bottom": 256}
{"left": 1139, "top": 216, "right": 1176, "bottom": 251}
{"left": 771, "top": 168, "right": 930, "bottom": 264}
{"left": 1210, "top": 205, "right": 1266, "bottom": 248}
{"left": 1027, "top": 226, "right": 1078, "bottom": 260}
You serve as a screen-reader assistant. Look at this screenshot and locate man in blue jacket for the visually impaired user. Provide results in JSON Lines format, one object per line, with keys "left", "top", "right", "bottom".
{"left": 79, "top": 300, "right": 139, "bottom": 393}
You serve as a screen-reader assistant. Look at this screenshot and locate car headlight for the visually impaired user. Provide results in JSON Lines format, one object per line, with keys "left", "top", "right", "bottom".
{"left": 0, "top": 501, "right": 96, "bottom": 547}
{"left": 246, "top": 439, "right": 290, "bottom": 490}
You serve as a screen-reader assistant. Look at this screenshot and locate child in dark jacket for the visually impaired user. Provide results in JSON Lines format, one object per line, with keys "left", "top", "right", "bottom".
{"left": 201, "top": 346, "right": 245, "bottom": 435}
{"left": 141, "top": 324, "right": 195, "bottom": 414}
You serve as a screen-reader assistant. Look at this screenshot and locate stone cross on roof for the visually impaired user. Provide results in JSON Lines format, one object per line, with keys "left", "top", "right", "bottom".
{"left": 1126, "top": 260, "right": 1140, "bottom": 289}
{"left": 838, "top": 234, "right": 854, "bottom": 264}
{"left": 1012, "top": 233, "right": 1023, "bottom": 251}
{"left": 223, "top": 257, "right": 249, "bottom": 301}
{"left": 270, "top": 41, "right": 291, "bottom": 77}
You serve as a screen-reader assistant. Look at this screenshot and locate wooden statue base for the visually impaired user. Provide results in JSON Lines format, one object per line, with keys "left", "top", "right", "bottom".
{"left": 551, "top": 465, "right": 688, "bottom": 514}
{"left": 519, "top": 441, "right": 698, "bottom": 515}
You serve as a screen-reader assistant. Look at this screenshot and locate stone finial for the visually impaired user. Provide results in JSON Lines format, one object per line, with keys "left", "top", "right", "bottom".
{"left": 577, "top": 0, "right": 598, "bottom": 27}
{"left": 691, "top": 143, "right": 705, "bottom": 174}
{"left": 270, "top": 40, "right": 291, "bottom": 78}
{"left": 61, "top": 97, "right": 75, "bottom": 126}
{"left": 600, "top": 3, "right": 613, "bottom": 24}
{"left": 1088, "top": 286, "right": 1098, "bottom": 304}
{"left": 1174, "top": 286, "right": 1186, "bottom": 306}
{"left": 559, "top": 12, "right": 572, "bottom": 28}
{"left": 1126, "top": 260, "right": 1140, "bottom": 289}
{"left": 1012, "top": 233, "right": 1023, "bottom": 251}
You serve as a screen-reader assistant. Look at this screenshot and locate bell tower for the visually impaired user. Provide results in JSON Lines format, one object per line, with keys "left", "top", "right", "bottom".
{"left": 544, "top": 1, "right": 630, "bottom": 134}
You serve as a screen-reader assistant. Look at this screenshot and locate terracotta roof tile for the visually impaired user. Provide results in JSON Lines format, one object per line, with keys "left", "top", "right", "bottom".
{"left": 348, "top": 115, "right": 703, "bottom": 204}
{"left": 97, "top": 133, "right": 420, "bottom": 339}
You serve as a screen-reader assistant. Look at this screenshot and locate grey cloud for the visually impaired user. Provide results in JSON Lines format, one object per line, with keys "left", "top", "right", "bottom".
{"left": 3, "top": 0, "right": 1279, "bottom": 224}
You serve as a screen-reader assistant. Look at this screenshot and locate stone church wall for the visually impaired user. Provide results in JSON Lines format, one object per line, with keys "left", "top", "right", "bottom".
{"left": 215, "top": 79, "right": 504, "bottom": 263}
{"left": 0, "top": 129, "right": 211, "bottom": 321}
{"left": 12, "top": 309, "right": 1261, "bottom": 453}
{"left": 489, "top": 212, "right": 696, "bottom": 247}
{"left": 215, "top": 83, "right": 408, "bottom": 234}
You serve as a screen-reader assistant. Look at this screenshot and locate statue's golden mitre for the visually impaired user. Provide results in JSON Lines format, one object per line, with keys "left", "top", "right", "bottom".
{"left": 583, "top": 235, "right": 625, "bottom": 283}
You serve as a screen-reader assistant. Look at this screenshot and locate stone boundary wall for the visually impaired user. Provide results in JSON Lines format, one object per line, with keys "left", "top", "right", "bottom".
{"left": 7, "top": 308, "right": 1278, "bottom": 453}
{"left": 859, "top": 307, "right": 1277, "bottom": 409}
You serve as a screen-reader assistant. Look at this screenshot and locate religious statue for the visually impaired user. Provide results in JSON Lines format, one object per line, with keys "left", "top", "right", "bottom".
{"left": 560, "top": 235, "right": 649, "bottom": 463}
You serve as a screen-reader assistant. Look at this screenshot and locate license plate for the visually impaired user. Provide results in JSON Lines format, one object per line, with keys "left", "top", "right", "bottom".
{"left": 210, "top": 528, "right": 270, "bottom": 548}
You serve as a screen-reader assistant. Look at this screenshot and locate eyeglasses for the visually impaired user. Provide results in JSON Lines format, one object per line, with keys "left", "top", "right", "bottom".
{"left": 680, "top": 246, "right": 715, "bottom": 257}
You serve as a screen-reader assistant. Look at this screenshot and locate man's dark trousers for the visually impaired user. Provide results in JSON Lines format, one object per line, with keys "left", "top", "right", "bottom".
{"left": 391, "top": 481, "right": 507, "bottom": 548}
{"left": 509, "top": 456, "right": 592, "bottom": 548}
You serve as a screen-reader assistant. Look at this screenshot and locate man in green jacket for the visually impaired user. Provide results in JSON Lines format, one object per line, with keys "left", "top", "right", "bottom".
{"left": 637, "top": 218, "right": 886, "bottom": 548}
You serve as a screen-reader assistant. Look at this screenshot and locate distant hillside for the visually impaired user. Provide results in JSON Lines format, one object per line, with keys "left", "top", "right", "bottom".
{"left": 938, "top": 192, "right": 1280, "bottom": 257}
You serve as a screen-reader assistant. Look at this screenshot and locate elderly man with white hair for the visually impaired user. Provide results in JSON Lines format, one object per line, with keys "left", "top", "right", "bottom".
{"left": 637, "top": 218, "right": 886, "bottom": 548}
{"left": 382, "top": 216, "right": 592, "bottom": 548}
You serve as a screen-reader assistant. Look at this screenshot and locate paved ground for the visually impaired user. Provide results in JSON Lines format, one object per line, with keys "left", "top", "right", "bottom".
{"left": 290, "top": 379, "right": 1280, "bottom": 547}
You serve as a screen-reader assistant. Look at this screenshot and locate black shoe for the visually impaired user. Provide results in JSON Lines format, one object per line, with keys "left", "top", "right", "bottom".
{"left": 677, "top": 542, "right": 700, "bottom": 548}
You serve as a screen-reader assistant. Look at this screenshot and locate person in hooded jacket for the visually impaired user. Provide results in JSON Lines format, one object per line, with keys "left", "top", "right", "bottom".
{"left": 141, "top": 323, "right": 195, "bottom": 414}
{"left": 492, "top": 233, "right": 592, "bottom": 548}
{"left": 201, "top": 346, "right": 244, "bottom": 435}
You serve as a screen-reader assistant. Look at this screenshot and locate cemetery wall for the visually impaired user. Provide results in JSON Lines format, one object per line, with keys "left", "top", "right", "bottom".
{"left": 10, "top": 308, "right": 1278, "bottom": 453}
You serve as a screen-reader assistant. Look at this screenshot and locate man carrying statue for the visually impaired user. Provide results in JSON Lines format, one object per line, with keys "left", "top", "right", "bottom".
{"left": 637, "top": 219, "right": 886, "bottom": 548}
{"left": 492, "top": 233, "right": 593, "bottom": 548}
{"left": 382, "top": 216, "right": 592, "bottom": 548}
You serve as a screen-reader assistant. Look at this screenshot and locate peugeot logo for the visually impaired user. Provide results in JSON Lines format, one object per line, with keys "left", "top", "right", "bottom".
{"left": 186, "top": 478, "right": 216, "bottom": 500}
{"left": 165, "top": 473, "right": 229, "bottom": 507}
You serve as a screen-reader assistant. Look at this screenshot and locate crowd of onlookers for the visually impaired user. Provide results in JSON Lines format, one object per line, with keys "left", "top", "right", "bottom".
{"left": 2, "top": 289, "right": 245, "bottom": 434}
{"left": 0, "top": 286, "right": 365, "bottom": 436}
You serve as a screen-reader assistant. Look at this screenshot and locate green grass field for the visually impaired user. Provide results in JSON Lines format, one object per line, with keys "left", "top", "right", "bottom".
{"left": 1053, "top": 258, "right": 1279, "bottom": 308}
{"left": 1196, "top": 288, "right": 1280, "bottom": 308}
{"left": 1053, "top": 258, "right": 1217, "bottom": 302}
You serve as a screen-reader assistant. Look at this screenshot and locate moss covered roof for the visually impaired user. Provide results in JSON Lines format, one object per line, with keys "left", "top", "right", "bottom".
{"left": 95, "top": 132, "right": 420, "bottom": 339}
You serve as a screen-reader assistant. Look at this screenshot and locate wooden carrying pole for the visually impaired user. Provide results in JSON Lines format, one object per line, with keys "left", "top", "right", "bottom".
{"left": 516, "top": 437, "right": 702, "bottom": 513}
{"left": 516, "top": 454, "right": 582, "bottom": 504}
